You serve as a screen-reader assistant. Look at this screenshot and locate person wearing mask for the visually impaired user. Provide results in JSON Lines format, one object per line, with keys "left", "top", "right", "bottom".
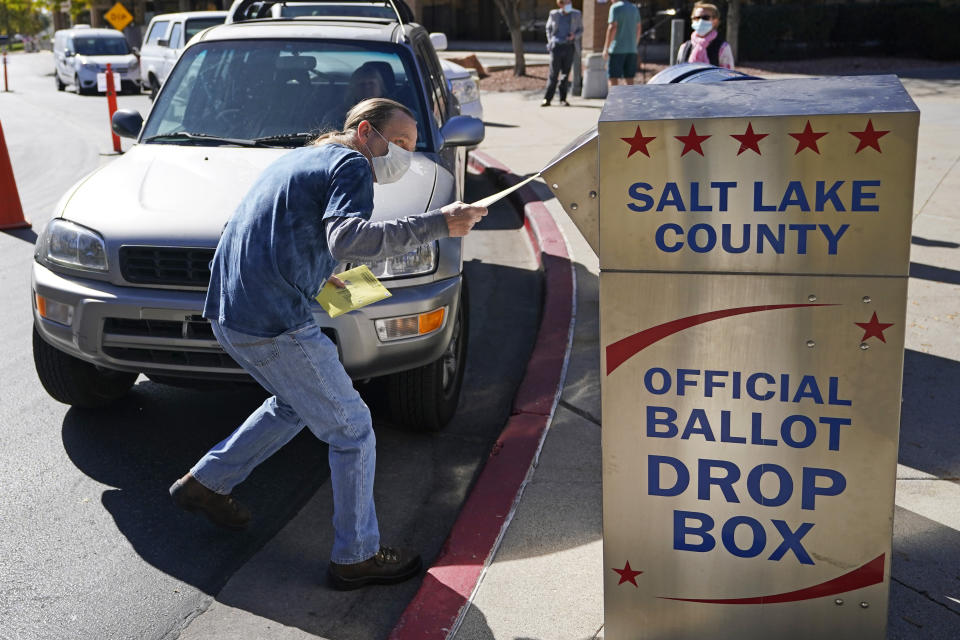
{"left": 169, "top": 98, "right": 487, "bottom": 590}
{"left": 542, "top": 0, "right": 582, "bottom": 107}
{"left": 602, "top": 0, "right": 642, "bottom": 87}
{"left": 676, "top": 2, "right": 735, "bottom": 69}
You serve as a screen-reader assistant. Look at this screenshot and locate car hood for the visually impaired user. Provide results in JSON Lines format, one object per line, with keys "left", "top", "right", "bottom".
{"left": 60, "top": 145, "right": 438, "bottom": 246}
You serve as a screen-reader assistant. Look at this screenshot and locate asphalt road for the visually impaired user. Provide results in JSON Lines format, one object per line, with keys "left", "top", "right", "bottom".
{"left": 0, "top": 51, "right": 540, "bottom": 639}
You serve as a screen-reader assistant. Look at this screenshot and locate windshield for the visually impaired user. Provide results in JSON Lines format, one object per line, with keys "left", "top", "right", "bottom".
{"left": 74, "top": 36, "right": 130, "bottom": 56}
{"left": 184, "top": 17, "right": 226, "bottom": 42}
{"left": 141, "top": 39, "right": 431, "bottom": 150}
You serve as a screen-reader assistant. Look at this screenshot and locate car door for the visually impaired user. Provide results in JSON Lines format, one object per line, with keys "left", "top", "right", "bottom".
{"left": 161, "top": 21, "right": 183, "bottom": 83}
{"left": 141, "top": 20, "right": 170, "bottom": 86}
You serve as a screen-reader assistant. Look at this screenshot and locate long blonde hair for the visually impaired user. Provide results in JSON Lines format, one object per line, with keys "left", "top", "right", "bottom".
{"left": 311, "top": 98, "right": 415, "bottom": 150}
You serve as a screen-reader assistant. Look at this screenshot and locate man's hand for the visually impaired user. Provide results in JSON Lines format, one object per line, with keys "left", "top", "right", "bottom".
{"left": 327, "top": 275, "right": 346, "bottom": 289}
{"left": 442, "top": 201, "right": 487, "bottom": 237}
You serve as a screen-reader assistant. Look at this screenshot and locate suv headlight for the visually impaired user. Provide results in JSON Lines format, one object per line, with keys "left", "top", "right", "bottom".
{"left": 339, "top": 242, "right": 437, "bottom": 280}
{"left": 43, "top": 219, "right": 109, "bottom": 271}
{"left": 450, "top": 77, "right": 479, "bottom": 105}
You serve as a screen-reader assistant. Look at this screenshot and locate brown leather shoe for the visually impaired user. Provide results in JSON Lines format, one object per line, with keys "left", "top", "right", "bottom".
{"left": 169, "top": 473, "right": 251, "bottom": 531}
{"left": 327, "top": 546, "right": 422, "bottom": 590}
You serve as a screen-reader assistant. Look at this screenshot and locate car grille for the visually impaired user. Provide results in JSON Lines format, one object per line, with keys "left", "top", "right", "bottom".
{"left": 100, "top": 317, "right": 337, "bottom": 372}
{"left": 119, "top": 246, "right": 215, "bottom": 287}
{"left": 101, "top": 316, "right": 242, "bottom": 371}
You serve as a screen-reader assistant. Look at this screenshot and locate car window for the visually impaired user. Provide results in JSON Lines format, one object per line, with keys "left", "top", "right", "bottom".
{"left": 412, "top": 38, "right": 446, "bottom": 126}
{"left": 168, "top": 22, "right": 183, "bottom": 49}
{"left": 73, "top": 36, "right": 130, "bottom": 56}
{"left": 145, "top": 21, "right": 170, "bottom": 46}
{"left": 184, "top": 17, "right": 226, "bottom": 42}
{"left": 142, "top": 39, "right": 432, "bottom": 150}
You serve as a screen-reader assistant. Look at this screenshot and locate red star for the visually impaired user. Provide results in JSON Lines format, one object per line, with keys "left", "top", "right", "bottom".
{"left": 621, "top": 126, "right": 656, "bottom": 158}
{"left": 850, "top": 119, "right": 890, "bottom": 153}
{"left": 675, "top": 124, "right": 711, "bottom": 157}
{"left": 730, "top": 122, "right": 768, "bottom": 156}
{"left": 855, "top": 312, "right": 894, "bottom": 343}
{"left": 789, "top": 120, "right": 828, "bottom": 155}
{"left": 613, "top": 561, "right": 643, "bottom": 587}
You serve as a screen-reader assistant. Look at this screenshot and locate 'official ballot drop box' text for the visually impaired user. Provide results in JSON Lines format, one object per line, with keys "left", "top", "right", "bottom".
{"left": 547, "top": 75, "right": 918, "bottom": 638}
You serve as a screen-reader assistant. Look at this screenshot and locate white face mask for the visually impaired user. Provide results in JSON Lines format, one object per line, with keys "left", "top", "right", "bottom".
{"left": 692, "top": 18, "right": 714, "bottom": 36}
{"left": 366, "top": 125, "right": 412, "bottom": 184}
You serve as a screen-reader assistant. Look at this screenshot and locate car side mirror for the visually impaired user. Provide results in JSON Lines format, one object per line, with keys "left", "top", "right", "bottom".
{"left": 65, "top": 50, "right": 74, "bottom": 57}
{"left": 439, "top": 115, "right": 484, "bottom": 148}
{"left": 157, "top": 39, "right": 169, "bottom": 47}
{"left": 429, "top": 32, "right": 448, "bottom": 52}
{"left": 112, "top": 109, "right": 144, "bottom": 139}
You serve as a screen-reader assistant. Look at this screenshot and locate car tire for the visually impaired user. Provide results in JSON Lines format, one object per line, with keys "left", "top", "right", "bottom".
{"left": 33, "top": 326, "right": 137, "bottom": 407}
{"left": 148, "top": 75, "right": 159, "bottom": 102}
{"left": 387, "top": 281, "right": 468, "bottom": 432}
{"left": 55, "top": 73, "right": 65, "bottom": 91}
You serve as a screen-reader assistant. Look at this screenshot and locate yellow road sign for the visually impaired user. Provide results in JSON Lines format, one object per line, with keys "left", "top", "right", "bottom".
{"left": 104, "top": 2, "right": 133, "bottom": 31}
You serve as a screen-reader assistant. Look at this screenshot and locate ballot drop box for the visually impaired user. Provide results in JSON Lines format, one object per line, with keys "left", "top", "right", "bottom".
{"left": 589, "top": 76, "right": 917, "bottom": 638}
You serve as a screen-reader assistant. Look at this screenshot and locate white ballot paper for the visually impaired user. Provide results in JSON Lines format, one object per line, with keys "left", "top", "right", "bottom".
{"left": 470, "top": 172, "right": 541, "bottom": 208}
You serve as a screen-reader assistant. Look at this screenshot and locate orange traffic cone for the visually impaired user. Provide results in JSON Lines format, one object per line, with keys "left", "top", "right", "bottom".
{"left": 0, "top": 120, "right": 30, "bottom": 230}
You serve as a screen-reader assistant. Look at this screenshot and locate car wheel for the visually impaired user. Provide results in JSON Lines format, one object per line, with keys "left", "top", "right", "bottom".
{"left": 149, "top": 76, "right": 159, "bottom": 102}
{"left": 33, "top": 326, "right": 137, "bottom": 408}
{"left": 74, "top": 73, "right": 86, "bottom": 95}
{"left": 55, "top": 73, "right": 65, "bottom": 91}
{"left": 387, "top": 281, "right": 469, "bottom": 432}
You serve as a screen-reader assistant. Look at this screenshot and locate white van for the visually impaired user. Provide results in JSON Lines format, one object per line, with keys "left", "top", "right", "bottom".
{"left": 139, "top": 11, "right": 227, "bottom": 98}
{"left": 53, "top": 26, "right": 139, "bottom": 94}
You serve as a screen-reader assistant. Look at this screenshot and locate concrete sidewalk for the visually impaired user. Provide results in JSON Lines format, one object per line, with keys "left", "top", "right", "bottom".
{"left": 445, "top": 74, "right": 960, "bottom": 639}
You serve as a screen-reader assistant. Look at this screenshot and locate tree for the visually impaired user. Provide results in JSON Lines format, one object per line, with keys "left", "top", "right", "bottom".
{"left": 492, "top": 0, "right": 525, "bottom": 77}
{"left": 726, "top": 0, "right": 740, "bottom": 61}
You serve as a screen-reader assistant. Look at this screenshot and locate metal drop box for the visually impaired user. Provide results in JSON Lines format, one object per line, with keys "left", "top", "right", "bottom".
{"left": 544, "top": 74, "right": 919, "bottom": 639}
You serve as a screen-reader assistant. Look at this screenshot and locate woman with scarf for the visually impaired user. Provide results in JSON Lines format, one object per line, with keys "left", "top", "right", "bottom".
{"left": 676, "top": 2, "right": 735, "bottom": 70}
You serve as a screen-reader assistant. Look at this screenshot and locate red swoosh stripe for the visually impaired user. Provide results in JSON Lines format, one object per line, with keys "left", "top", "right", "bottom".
{"left": 661, "top": 554, "right": 885, "bottom": 605}
{"left": 605, "top": 304, "right": 836, "bottom": 376}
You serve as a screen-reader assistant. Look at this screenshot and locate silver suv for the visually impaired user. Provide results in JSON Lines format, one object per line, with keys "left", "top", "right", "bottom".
{"left": 31, "top": 0, "right": 484, "bottom": 431}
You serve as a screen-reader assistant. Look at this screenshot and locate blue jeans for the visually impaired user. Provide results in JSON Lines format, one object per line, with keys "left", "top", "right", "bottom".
{"left": 191, "top": 319, "right": 380, "bottom": 564}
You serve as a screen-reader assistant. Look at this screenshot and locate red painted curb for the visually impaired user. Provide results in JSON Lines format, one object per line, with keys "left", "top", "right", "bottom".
{"left": 389, "top": 152, "right": 575, "bottom": 639}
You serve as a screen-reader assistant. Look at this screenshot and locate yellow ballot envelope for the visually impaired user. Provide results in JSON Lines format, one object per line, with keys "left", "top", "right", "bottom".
{"left": 315, "top": 265, "right": 391, "bottom": 318}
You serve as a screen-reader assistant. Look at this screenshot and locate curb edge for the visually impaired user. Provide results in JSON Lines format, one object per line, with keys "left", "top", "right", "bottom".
{"left": 387, "top": 151, "right": 576, "bottom": 640}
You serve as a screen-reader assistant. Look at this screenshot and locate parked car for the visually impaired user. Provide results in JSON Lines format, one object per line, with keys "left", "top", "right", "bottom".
{"left": 139, "top": 11, "right": 228, "bottom": 98}
{"left": 32, "top": 0, "right": 484, "bottom": 431}
{"left": 52, "top": 26, "right": 139, "bottom": 94}
{"left": 439, "top": 58, "right": 482, "bottom": 121}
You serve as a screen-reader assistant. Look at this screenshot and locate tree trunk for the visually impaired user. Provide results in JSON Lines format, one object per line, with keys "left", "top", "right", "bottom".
{"left": 492, "top": 0, "right": 525, "bottom": 76}
{"left": 726, "top": 0, "right": 740, "bottom": 63}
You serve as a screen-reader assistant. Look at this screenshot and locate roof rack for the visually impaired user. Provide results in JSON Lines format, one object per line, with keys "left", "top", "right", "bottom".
{"left": 225, "top": 0, "right": 414, "bottom": 26}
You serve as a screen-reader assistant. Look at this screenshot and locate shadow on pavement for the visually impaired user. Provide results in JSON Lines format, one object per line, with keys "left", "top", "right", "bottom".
{"left": 909, "top": 262, "right": 960, "bottom": 286}
{"left": 899, "top": 349, "right": 960, "bottom": 479}
{"left": 890, "top": 507, "right": 960, "bottom": 634}
{"left": 1, "top": 227, "right": 38, "bottom": 244}
{"left": 61, "top": 382, "right": 329, "bottom": 594}
{"left": 911, "top": 236, "right": 959, "bottom": 249}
